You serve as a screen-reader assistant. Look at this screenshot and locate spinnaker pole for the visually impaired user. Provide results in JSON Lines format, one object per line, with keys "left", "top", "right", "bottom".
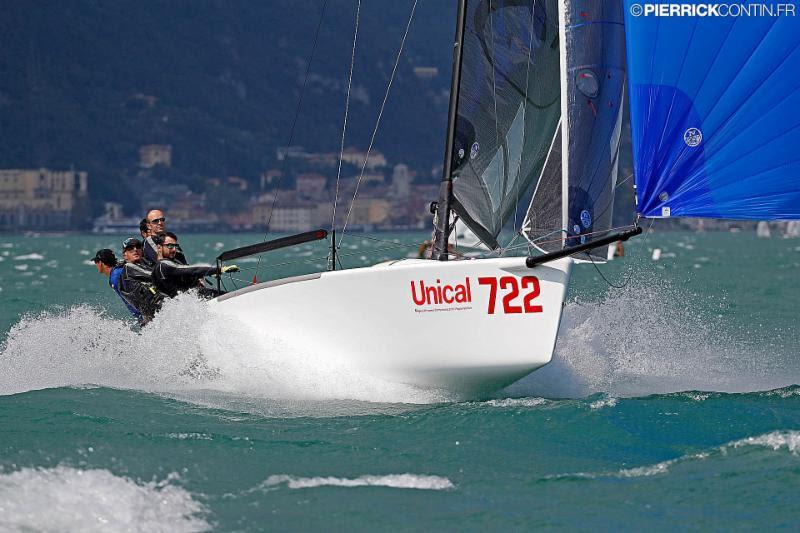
{"left": 432, "top": 0, "right": 468, "bottom": 261}
{"left": 526, "top": 226, "right": 642, "bottom": 268}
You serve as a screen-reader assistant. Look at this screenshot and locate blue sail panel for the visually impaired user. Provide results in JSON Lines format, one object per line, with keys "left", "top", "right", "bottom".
{"left": 623, "top": 1, "right": 800, "bottom": 219}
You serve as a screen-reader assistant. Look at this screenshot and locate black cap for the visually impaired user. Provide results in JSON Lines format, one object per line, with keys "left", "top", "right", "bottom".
{"left": 92, "top": 249, "right": 117, "bottom": 266}
{"left": 123, "top": 237, "right": 142, "bottom": 250}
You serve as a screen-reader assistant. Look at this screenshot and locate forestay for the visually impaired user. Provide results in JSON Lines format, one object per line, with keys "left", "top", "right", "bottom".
{"left": 523, "top": 0, "right": 627, "bottom": 260}
{"left": 623, "top": 0, "right": 800, "bottom": 219}
{"left": 450, "top": 0, "right": 561, "bottom": 250}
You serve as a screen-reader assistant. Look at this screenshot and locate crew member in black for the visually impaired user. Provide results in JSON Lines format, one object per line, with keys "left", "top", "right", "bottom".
{"left": 152, "top": 232, "right": 238, "bottom": 299}
{"left": 142, "top": 209, "right": 187, "bottom": 267}
{"left": 118, "top": 237, "right": 162, "bottom": 325}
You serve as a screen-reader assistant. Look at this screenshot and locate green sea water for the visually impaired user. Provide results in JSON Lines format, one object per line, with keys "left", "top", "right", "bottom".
{"left": 0, "top": 230, "right": 798, "bottom": 530}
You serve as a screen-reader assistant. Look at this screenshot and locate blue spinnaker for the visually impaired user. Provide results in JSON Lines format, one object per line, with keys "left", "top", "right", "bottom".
{"left": 623, "top": 0, "right": 800, "bottom": 219}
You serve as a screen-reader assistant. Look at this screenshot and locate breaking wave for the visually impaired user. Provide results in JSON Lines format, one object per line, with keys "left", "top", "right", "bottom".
{"left": 0, "top": 466, "right": 208, "bottom": 532}
{"left": 0, "top": 294, "right": 446, "bottom": 405}
{"left": 258, "top": 473, "right": 453, "bottom": 491}
{"left": 545, "top": 430, "right": 800, "bottom": 481}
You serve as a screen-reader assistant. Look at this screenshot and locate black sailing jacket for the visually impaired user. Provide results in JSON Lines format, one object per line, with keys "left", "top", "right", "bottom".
{"left": 152, "top": 259, "right": 220, "bottom": 298}
{"left": 119, "top": 261, "right": 163, "bottom": 323}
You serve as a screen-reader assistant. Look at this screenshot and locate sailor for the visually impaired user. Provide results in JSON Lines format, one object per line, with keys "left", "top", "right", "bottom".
{"left": 141, "top": 209, "right": 187, "bottom": 267}
{"left": 92, "top": 248, "right": 141, "bottom": 320}
{"left": 151, "top": 232, "right": 239, "bottom": 299}
{"left": 139, "top": 217, "right": 149, "bottom": 239}
{"left": 118, "top": 237, "right": 163, "bottom": 325}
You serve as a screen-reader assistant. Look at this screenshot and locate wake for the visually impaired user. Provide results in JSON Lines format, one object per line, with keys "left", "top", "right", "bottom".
{"left": 1, "top": 278, "right": 796, "bottom": 404}
{"left": 0, "top": 294, "right": 444, "bottom": 404}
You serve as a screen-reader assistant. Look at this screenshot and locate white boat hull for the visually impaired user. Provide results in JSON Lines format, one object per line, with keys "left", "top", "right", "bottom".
{"left": 209, "top": 257, "right": 572, "bottom": 397}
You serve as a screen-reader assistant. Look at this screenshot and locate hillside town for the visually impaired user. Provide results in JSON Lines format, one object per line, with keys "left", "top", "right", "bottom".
{"left": 0, "top": 142, "right": 793, "bottom": 236}
{"left": 0, "top": 143, "right": 441, "bottom": 233}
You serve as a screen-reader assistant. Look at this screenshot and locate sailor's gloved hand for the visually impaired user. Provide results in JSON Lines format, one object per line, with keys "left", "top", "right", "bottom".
{"left": 221, "top": 265, "right": 240, "bottom": 274}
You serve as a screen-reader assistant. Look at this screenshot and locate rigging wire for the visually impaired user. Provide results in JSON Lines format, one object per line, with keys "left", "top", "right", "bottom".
{"left": 330, "top": 0, "right": 362, "bottom": 268}
{"left": 488, "top": 0, "right": 503, "bottom": 232}
{"left": 255, "top": 0, "right": 329, "bottom": 279}
{"left": 616, "top": 171, "right": 634, "bottom": 190}
{"left": 338, "top": 0, "right": 419, "bottom": 248}
{"left": 510, "top": 0, "right": 538, "bottom": 245}
{"left": 588, "top": 216, "right": 653, "bottom": 289}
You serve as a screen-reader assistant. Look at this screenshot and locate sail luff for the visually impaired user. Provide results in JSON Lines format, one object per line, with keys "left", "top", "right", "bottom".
{"left": 523, "top": 0, "right": 627, "bottom": 258}
{"left": 557, "top": 0, "right": 569, "bottom": 251}
{"left": 432, "top": 0, "right": 469, "bottom": 260}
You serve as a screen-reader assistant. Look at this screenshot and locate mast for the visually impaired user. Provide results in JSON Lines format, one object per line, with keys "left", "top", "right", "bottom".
{"left": 432, "top": 0, "right": 468, "bottom": 261}
{"left": 557, "top": 0, "right": 569, "bottom": 250}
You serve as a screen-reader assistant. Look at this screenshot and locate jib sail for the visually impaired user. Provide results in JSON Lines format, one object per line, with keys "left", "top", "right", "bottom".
{"left": 449, "top": 0, "right": 561, "bottom": 250}
{"left": 623, "top": 1, "right": 800, "bottom": 219}
{"left": 523, "top": 0, "right": 627, "bottom": 259}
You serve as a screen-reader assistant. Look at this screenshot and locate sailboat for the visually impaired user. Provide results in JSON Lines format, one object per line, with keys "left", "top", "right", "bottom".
{"left": 207, "top": 0, "right": 632, "bottom": 397}
{"left": 207, "top": 0, "right": 799, "bottom": 397}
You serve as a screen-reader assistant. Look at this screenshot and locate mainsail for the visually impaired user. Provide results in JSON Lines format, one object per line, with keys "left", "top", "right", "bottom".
{"left": 449, "top": 0, "right": 562, "bottom": 250}
{"left": 523, "top": 0, "right": 627, "bottom": 259}
{"left": 623, "top": 1, "right": 800, "bottom": 219}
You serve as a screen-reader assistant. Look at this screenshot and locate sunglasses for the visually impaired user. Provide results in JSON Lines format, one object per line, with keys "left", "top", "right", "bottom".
{"left": 148, "top": 217, "right": 166, "bottom": 224}
{"left": 161, "top": 243, "right": 181, "bottom": 250}
{"left": 124, "top": 245, "right": 142, "bottom": 251}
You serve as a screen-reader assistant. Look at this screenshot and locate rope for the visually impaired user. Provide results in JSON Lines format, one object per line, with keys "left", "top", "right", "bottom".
{"left": 616, "top": 171, "right": 634, "bottom": 190}
{"left": 338, "top": 0, "right": 419, "bottom": 246}
{"left": 588, "top": 217, "right": 653, "bottom": 289}
{"left": 331, "top": 0, "right": 362, "bottom": 260}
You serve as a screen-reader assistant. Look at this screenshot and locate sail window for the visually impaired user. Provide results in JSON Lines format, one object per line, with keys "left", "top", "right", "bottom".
{"left": 576, "top": 69, "right": 599, "bottom": 98}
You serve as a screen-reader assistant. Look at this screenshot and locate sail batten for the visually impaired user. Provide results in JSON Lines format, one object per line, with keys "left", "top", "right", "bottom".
{"left": 624, "top": 1, "right": 800, "bottom": 220}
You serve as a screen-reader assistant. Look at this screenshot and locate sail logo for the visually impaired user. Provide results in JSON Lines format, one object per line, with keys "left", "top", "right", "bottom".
{"left": 629, "top": 3, "right": 796, "bottom": 17}
{"left": 470, "top": 142, "right": 479, "bottom": 160}
{"left": 684, "top": 127, "right": 702, "bottom": 147}
{"left": 580, "top": 210, "right": 592, "bottom": 228}
{"left": 410, "top": 278, "right": 472, "bottom": 306}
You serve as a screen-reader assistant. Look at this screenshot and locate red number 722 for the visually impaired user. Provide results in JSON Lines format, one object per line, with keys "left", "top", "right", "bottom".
{"left": 477, "top": 276, "right": 542, "bottom": 315}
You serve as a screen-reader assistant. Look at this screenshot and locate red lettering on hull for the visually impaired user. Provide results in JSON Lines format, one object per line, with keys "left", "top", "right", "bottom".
{"left": 410, "top": 278, "right": 472, "bottom": 306}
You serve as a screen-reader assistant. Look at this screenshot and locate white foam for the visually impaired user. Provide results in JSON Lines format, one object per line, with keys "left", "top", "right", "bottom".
{"left": 549, "top": 431, "right": 800, "bottom": 481}
{"left": 729, "top": 430, "right": 800, "bottom": 454}
{"left": 682, "top": 392, "right": 711, "bottom": 401}
{"left": 167, "top": 432, "right": 214, "bottom": 441}
{"left": 0, "top": 466, "right": 209, "bottom": 532}
{"left": 13, "top": 264, "right": 28, "bottom": 271}
{"left": 589, "top": 397, "right": 618, "bottom": 410}
{"left": 261, "top": 474, "right": 453, "bottom": 490}
{"left": 506, "top": 277, "right": 799, "bottom": 399}
{"left": 0, "top": 295, "right": 446, "bottom": 405}
{"left": 13, "top": 253, "right": 44, "bottom": 260}
{"left": 484, "top": 397, "right": 548, "bottom": 408}
{"left": 616, "top": 460, "right": 673, "bottom": 478}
